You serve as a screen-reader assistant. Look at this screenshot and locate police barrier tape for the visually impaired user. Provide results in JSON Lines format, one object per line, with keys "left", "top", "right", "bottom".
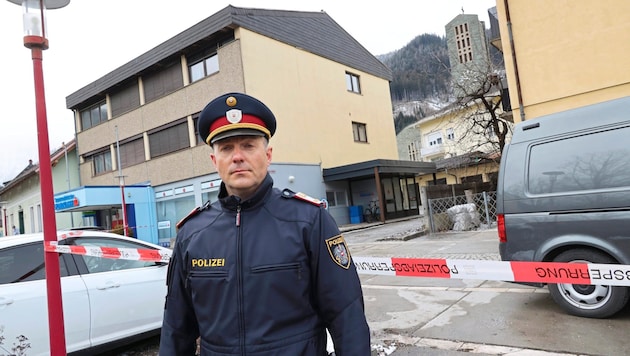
{"left": 43, "top": 242, "right": 630, "bottom": 286}
{"left": 44, "top": 241, "right": 171, "bottom": 263}
{"left": 353, "top": 256, "right": 630, "bottom": 286}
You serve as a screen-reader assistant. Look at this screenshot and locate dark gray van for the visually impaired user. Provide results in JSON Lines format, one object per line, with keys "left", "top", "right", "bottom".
{"left": 496, "top": 96, "right": 630, "bottom": 318}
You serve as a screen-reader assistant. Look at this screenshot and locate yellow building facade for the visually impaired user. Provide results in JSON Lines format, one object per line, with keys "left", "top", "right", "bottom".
{"left": 238, "top": 29, "right": 398, "bottom": 167}
{"left": 494, "top": 0, "right": 630, "bottom": 121}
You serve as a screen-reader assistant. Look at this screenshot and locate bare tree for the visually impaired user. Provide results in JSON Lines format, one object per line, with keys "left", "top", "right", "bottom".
{"left": 450, "top": 61, "right": 512, "bottom": 160}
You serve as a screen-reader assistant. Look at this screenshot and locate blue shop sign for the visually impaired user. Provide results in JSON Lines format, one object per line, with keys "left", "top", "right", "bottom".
{"left": 55, "top": 195, "right": 79, "bottom": 210}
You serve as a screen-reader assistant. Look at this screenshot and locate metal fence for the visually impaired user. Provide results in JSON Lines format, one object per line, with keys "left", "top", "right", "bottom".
{"left": 427, "top": 191, "right": 497, "bottom": 233}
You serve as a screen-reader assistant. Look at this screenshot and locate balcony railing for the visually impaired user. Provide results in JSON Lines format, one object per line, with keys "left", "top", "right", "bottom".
{"left": 420, "top": 144, "right": 445, "bottom": 158}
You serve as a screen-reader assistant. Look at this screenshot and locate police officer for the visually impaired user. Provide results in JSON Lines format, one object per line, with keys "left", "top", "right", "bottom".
{"left": 159, "top": 92, "right": 370, "bottom": 355}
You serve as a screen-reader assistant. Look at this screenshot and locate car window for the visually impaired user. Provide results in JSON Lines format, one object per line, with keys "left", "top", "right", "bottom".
{"left": 528, "top": 126, "right": 630, "bottom": 194}
{"left": 0, "top": 242, "right": 69, "bottom": 284}
{"left": 71, "top": 237, "right": 162, "bottom": 273}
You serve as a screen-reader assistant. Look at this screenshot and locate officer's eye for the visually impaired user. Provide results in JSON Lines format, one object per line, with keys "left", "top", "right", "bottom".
{"left": 218, "top": 145, "right": 233, "bottom": 152}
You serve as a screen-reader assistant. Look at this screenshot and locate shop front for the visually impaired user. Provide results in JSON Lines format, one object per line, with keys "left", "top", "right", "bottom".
{"left": 323, "top": 159, "right": 436, "bottom": 224}
{"left": 54, "top": 185, "right": 158, "bottom": 244}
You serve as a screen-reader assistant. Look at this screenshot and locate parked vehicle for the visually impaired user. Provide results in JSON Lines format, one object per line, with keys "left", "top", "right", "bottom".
{"left": 496, "top": 96, "right": 630, "bottom": 318}
{"left": 0, "top": 230, "right": 170, "bottom": 355}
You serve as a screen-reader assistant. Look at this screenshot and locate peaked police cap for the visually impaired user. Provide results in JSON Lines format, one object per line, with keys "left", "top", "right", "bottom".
{"left": 198, "top": 92, "right": 277, "bottom": 145}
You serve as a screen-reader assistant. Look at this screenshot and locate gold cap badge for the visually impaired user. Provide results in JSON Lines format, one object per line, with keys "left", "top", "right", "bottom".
{"left": 226, "top": 96, "right": 237, "bottom": 107}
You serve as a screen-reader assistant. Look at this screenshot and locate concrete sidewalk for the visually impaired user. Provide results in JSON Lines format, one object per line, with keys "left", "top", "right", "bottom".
{"left": 339, "top": 215, "right": 430, "bottom": 242}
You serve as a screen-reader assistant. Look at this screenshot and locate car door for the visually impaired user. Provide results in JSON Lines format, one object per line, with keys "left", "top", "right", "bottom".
{"left": 0, "top": 241, "right": 91, "bottom": 356}
{"left": 70, "top": 236, "right": 168, "bottom": 347}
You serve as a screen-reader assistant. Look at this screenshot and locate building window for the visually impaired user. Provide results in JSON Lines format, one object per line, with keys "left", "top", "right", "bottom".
{"left": 455, "top": 22, "right": 473, "bottom": 64}
{"left": 110, "top": 82, "right": 140, "bottom": 117}
{"left": 80, "top": 100, "right": 108, "bottom": 131}
{"left": 352, "top": 122, "right": 367, "bottom": 142}
{"left": 192, "top": 114, "right": 204, "bottom": 145}
{"left": 149, "top": 120, "right": 190, "bottom": 158}
{"left": 189, "top": 53, "right": 219, "bottom": 83}
{"left": 408, "top": 141, "right": 420, "bottom": 161}
{"left": 486, "top": 126, "right": 497, "bottom": 138}
{"left": 446, "top": 128, "right": 455, "bottom": 140}
{"left": 156, "top": 195, "right": 196, "bottom": 242}
{"left": 88, "top": 149, "right": 112, "bottom": 175}
{"left": 144, "top": 62, "right": 184, "bottom": 103}
{"left": 37, "top": 204, "right": 42, "bottom": 232}
{"left": 426, "top": 131, "right": 443, "bottom": 146}
{"left": 326, "top": 191, "right": 348, "bottom": 207}
{"left": 119, "top": 137, "right": 145, "bottom": 168}
{"left": 29, "top": 206, "right": 34, "bottom": 234}
{"left": 345, "top": 72, "right": 361, "bottom": 93}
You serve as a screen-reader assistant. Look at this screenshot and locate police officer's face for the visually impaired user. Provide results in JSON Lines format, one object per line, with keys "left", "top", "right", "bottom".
{"left": 210, "top": 135, "right": 272, "bottom": 199}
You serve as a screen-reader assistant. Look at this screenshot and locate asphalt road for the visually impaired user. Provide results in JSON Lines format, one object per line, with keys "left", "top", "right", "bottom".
{"left": 346, "top": 217, "right": 630, "bottom": 355}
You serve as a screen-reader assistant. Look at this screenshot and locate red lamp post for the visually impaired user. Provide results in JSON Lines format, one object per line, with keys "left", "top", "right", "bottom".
{"left": 7, "top": 0, "right": 70, "bottom": 354}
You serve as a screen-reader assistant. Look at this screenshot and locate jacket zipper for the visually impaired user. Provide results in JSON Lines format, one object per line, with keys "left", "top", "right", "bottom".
{"left": 236, "top": 204, "right": 246, "bottom": 355}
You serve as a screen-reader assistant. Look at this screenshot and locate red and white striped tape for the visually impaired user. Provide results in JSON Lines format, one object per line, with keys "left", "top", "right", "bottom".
{"left": 44, "top": 241, "right": 171, "bottom": 263}
{"left": 353, "top": 256, "right": 630, "bottom": 286}
{"left": 43, "top": 242, "right": 630, "bottom": 286}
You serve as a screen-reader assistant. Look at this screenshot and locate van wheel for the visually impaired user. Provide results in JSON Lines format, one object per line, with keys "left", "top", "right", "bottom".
{"left": 548, "top": 249, "right": 629, "bottom": 318}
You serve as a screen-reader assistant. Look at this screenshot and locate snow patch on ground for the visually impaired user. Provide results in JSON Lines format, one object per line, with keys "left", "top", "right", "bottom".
{"left": 372, "top": 342, "right": 398, "bottom": 355}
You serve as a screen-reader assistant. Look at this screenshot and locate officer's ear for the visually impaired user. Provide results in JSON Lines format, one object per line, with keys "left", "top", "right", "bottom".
{"left": 266, "top": 144, "right": 272, "bottom": 165}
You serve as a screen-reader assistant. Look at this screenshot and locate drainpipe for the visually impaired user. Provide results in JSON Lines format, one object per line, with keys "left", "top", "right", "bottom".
{"left": 445, "top": 168, "right": 458, "bottom": 184}
{"left": 504, "top": 0, "right": 526, "bottom": 121}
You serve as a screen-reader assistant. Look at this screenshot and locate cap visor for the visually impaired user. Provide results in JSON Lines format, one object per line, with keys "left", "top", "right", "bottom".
{"left": 210, "top": 128, "right": 266, "bottom": 144}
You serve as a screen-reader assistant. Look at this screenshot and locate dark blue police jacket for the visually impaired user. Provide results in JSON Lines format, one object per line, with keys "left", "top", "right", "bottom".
{"left": 159, "top": 174, "right": 370, "bottom": 355}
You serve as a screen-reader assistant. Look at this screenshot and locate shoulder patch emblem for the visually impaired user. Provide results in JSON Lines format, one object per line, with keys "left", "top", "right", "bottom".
{"left": 325, "top": 234, "right": 351, "bottom": 269}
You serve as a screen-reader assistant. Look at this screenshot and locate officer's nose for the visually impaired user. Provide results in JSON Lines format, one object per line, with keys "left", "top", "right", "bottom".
{"left": 231, "top": 145, "right": 245, "bottom": 162}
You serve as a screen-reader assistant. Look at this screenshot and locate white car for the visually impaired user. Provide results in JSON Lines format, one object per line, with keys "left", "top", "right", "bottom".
{"left": 0, "top": 230, "right": 170, "bottom": 355}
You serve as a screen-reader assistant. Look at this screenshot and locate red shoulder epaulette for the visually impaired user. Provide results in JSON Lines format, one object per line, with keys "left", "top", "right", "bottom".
{"left": 294, "top": 192, "right": 322, "bottom": 206}
{"left": 281, "top": 189, "right": 322, "bottom": 206}
{"left": 176, "top": 207, "right": 201, "bottom": 231}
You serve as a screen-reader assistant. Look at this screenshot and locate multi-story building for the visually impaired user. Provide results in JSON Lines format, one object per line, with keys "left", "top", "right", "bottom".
{"left": 491, "top": 1, "right": 630, "bottom": 122}
{"left": 397, "top": 100, "right": 501, "bottom": 186}
{"left": 0, "top": 140, "right": 82, "bottom": 236}
{"left": 61, "top": 6, "right": 435, "bottom": 245}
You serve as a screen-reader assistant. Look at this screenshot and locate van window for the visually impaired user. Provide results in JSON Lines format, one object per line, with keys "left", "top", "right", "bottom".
{"left": 528, "top": 126, "right": 630, "bottom": 194}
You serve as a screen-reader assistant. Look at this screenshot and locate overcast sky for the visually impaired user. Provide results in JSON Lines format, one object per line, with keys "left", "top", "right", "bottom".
{"left": 0, "top": 0, "right": 496, "bottom": 184}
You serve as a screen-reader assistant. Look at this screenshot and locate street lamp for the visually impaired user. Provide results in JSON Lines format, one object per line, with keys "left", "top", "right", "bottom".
{"left": 6, "top": 0, "right": 70, "bottom": 354}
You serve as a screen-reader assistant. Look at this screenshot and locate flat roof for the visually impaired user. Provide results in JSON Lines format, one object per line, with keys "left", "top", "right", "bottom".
{"left": 323, "top": 159, "right": 436, "bottom": 181}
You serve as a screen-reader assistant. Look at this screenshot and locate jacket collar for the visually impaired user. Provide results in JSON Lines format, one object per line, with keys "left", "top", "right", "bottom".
{"left": 218, "top": 173, "right": 273, "bottom": 210}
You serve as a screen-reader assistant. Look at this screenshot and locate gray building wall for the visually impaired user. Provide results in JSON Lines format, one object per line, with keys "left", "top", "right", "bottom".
{"left": 396, "top": 122, "right": 422, "bottom": 161}
{"left": 445, "top": 14, "right": 491, "bottom": 97}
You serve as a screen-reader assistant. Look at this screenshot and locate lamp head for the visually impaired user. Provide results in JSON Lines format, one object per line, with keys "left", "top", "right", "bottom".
{"left": 7, "top": 0, "right": 70, "bottom": 9}
{"left": 6, "top": 0, "right": 71, "bottom": 49}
